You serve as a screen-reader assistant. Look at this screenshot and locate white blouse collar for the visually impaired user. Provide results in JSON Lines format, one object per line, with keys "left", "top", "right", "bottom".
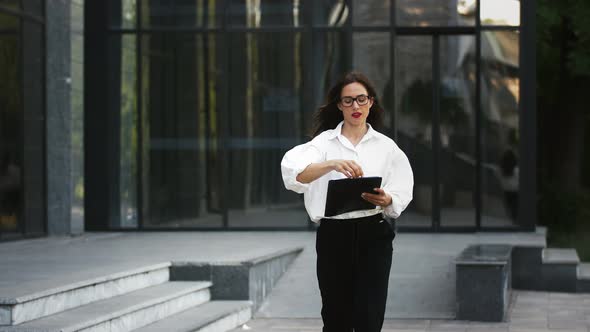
{"left": 328, "top": 121, "right": 376, "bottom": 142}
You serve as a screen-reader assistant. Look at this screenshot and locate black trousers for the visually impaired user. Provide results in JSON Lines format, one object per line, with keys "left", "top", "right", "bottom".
{"left": 316, "top": 214, "right": 395, "bottom": 332}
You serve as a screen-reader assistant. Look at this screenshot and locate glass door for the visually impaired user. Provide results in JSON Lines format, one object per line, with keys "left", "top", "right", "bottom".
{"left": 395, "top": 33, "right": 478, "bottom": 231}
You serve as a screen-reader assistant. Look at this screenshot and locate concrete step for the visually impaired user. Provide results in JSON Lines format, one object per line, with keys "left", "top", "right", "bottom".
{"left": 542, "top": 248, "right": 580, "bottom": 264}
{"left": 0, "top": 281, "right": 212, "bottom": 332}
{"left": 0, "top": 262, "right": 171, "bottom": 326}
{"left": 579, "top": 263, "right": 590, "bottom": 280}
{"left": 578, "top": 263, "right": 590, "bottom": 293}
{"left": 540, "top": 248, "right": 580, "bottom": 293}
{"left": 139, "top": 301, "right": 252, "bottom": 332}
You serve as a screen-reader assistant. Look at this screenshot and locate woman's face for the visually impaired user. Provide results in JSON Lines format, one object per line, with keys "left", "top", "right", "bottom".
{"left": 338, "top": 82, "right": 373, "bottom": 127}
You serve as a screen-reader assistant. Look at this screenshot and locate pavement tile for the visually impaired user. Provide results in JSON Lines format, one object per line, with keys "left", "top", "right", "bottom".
{"left": 465, "top": 327, "right": 509, "bottom": 332}
{"left": 382, "top": 319, "right": 430, "bottom": 329}
{"left": 508, "top": 328, "right": 552, "bottom": 332}
{"left": 506, "top": 318, "right": 548, "bottom": 329}
{"left": 549, "top": 293, "right": 583, "bottom": 300}
{"left": 547, "top": 319, "right": 588, "bottom": 330}
{"left": 548, "top": 311, "right": 586, "bottom": 321}
{"left": 427, "top": 320, "right": 469, "bottom": 332}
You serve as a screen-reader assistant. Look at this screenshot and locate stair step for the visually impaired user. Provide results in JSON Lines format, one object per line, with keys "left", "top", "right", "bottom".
{"left": 0, "top": 281, "right": 212, "bottom": 332}
{"left": 579, "top": 263, "right": 590, "bottom": 280}
{"left": 139, "top": 301, "right": 252, "bottom": 332}
{"left": 1, "top": 263, "right": 171, "bottom": 325}
{"left": 542, "top": 248, "right": 580, "bottom": 264}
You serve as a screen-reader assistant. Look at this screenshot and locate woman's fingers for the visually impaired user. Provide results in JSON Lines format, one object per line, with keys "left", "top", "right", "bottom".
{"left": 361, "top": 193, "right": 380, "bottom": 205}
{"left": 337, "top": 164, "right": 354, "bottom": 178}
{"left": 344, "top": 160, "right": 363, "bottom": 178}
{"left": 361, "top": 189, "right": 392, "bottom": 206}
{"left": 334, "top": 160, "right": 364, "bottom": 178}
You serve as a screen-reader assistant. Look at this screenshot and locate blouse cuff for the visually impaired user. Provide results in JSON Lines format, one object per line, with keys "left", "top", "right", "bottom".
{"left": 382, "top": 191, "right": 408, "bottom": 219}
{"left": 281, "top": 162, "right": 312, "bottom": 194}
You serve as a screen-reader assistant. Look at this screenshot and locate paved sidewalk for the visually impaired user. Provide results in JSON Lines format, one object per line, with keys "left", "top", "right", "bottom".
{"left": 255, "top": 231, "right": 545, "bottom": 319}
{"left": 3, "top": 230, "right": 575, "bottom": 332}
{"left": 230, "top": 291, "right": 590, "bottom": 331}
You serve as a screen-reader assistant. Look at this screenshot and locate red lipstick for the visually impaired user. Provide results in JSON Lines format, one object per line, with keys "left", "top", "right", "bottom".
{"left": 352, "top": 112, "right": 362, "bottom": 118}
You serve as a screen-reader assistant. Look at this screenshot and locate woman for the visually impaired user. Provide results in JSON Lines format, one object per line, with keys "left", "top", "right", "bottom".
{"left": 281, "top": 72, "right": 414, "bottom": 332}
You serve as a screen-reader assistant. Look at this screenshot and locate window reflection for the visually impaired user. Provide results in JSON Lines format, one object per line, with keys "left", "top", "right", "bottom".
{"left": 397, "top": 0, "right": 473, "bottom": 26}
{"left": 312, "top": 31, "right": 349, "bottom": 107}
{"left": 311, "top": 0, "right": 348, "bottom": 26}
{"left": 438, "top": 35, "right": 476, "bottom": 228}
{"left": 141, "top": 0, "right": 222, "bottom": 28}
{"left": 1, "top": 9, "right": 45, "bottom": 238}
{"left": 353, "top": 32, "right": 390, "bottom": 128}
{"left": 228, "top": 0, "right": 303, "bottom": 27}
{"left": 353, "top": 0, "right": 388, "bottom": 26}
{"left": 480, "top": 0, "right": 520, "bottom": 26}
{"left": 481, "top": 30, "right": 520, "bottom": 226}
{"left": 101, "top": 0, "right": 523, "bottom": 230}
{"left": 0, "top": 150, "right": 21, "bottom": 234}
{"left": 110, "top": 0, "right": 136, "bottom": 28}
{"left": 227, "top": 32, "right": 308, "bottom": 228}
{"left": 394, "top": 36, "right": 433, "bottom": 228}
{"left": 141, "top": 33, "right": 223, "bottom": 228}
{"left": 456, "top": 0, "right": 520, "bottom": 26}
{"left": 117, "top": 35, "right": 138, "bottom": 228}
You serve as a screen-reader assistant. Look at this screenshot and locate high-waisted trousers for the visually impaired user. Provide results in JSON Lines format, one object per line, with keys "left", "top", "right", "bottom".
{"left": 316, "top": 213, "right": 395, "bottom": 332}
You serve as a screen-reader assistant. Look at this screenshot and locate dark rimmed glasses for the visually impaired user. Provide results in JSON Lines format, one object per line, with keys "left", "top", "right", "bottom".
{"left": 339, "top": 94, "right": 371, "bottom": 107}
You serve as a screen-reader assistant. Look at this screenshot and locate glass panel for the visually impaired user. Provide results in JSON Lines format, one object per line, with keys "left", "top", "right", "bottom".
{"left": 0, "top": 11, "right": 18, "bottom": 29}
{"left": 141, "top": 0, "right": 221, "bottom": 28}
{"left": 438, "top": 35, "right": 476, "bottom": 228}
{"left": 109, "top": 35, "right": 138, "bottom": 228}
{"left": 21, "top": 20, "right": 44, "bottom": 235}
{"left": 311, "top": 31, "right": 348, "bottom": 108}
{"left": 227, "top": 0, "right": 303, "bottom": 27}
{"left": 141, "top": 33, "right": 223, "bottom": 228}
{"left": 481, "top": 30, "right": 519, "bottom": 227}
{"left": 353, "top": 0, "right": 389, "bottom": 26}
{"left": 394, "top": 36, "right": 433, "bottom": 229}
{"left": 227, "top": 32, "right": 307, "bottom": 228}
{"left": 311, "top": 0, "right": 349, "bottom": 27}
{"left": 397, "top": 0, "right": 474, "bottom": 26}
{"left": 353, "top": 32, "right": 391, "bottom": 131}
{"left": 71, "top": 12, "right": 84, "bottom": 229}
{"left": 21, "top": 0, "right": 42, "bottom": 16}
{"left": 481, "top": 0, "right": 520, "bottom": 26}
{"left": 71, "top": 83, "right": 84, "bottom": 230}
{"left": 110, "top": 0, "right": 136, "bottom": 28}
{"left": 71, "top": 2, "right": 83, "bottom": 33}
{"left": 0, "top": 0, "right": 19, "bottom": 11}
{"left": 0, "top": 34, "right": 21, "bottom": 238}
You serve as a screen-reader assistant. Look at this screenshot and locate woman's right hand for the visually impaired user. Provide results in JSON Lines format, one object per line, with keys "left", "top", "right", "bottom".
{"left": 329, "top": 160, "right": 364, "bottom": 178}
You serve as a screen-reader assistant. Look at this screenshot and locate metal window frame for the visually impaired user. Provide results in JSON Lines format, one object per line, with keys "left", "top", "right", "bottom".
{"left": 96, "top": 0, "right": 533, "bottom": 233}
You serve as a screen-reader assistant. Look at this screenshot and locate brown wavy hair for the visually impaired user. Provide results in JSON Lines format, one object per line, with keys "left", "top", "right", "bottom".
{"left": 310, "top": 71, "right": 384, "bottom": 138}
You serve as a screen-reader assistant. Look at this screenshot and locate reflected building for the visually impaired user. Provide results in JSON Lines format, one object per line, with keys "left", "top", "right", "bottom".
{"left": 0, "top": 0, "right": 535, "bottom": 239}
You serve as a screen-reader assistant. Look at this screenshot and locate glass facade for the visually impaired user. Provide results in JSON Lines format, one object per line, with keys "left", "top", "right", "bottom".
{"left": 85, "top": 0, "right": 525, "bottom": 231}
{"left": 0, "top": 2, "right": 45, "bottom": 239}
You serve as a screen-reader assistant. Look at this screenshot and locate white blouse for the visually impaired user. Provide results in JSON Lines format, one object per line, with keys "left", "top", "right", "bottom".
{"left": 281, "top": 121, "right": 414, "bottom": 222}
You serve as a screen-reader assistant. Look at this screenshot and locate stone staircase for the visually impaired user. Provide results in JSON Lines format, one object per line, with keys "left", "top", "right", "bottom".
{"left": 578, "top": 262, "right": 590, "bottom": 292}
{"left": 0, "top": 247, "right": 303, "bottom": 331}
{"left": 0, "top": 263, "right": 250, "bottom": 332}
{"left": 513, "top": 246, "right": 589, "bottom": 293}
{"left": 456, "top": 242, "right": 590, "bottom": 321}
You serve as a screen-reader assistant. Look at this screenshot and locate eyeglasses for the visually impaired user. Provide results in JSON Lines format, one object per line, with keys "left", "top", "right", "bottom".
{"left": 339, "top": 94, "right": 371, "bottom": 107}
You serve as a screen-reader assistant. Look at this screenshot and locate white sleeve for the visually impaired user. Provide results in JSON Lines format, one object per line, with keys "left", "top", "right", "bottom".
{"left": 382, "top": 147, "right": 414, "bottom": 219}
{"left": 281, "top": 142, "right": 323, "bottom": 194}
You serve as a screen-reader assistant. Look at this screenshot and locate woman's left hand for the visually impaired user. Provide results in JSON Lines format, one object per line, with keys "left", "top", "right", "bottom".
{"left": 361, "top": 188, "right": 392, "bottom": 207}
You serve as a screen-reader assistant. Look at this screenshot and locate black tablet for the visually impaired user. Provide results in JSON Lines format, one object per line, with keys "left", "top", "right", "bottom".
{"left": 324, "top": 176, "right": 383, "bottom": 217}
